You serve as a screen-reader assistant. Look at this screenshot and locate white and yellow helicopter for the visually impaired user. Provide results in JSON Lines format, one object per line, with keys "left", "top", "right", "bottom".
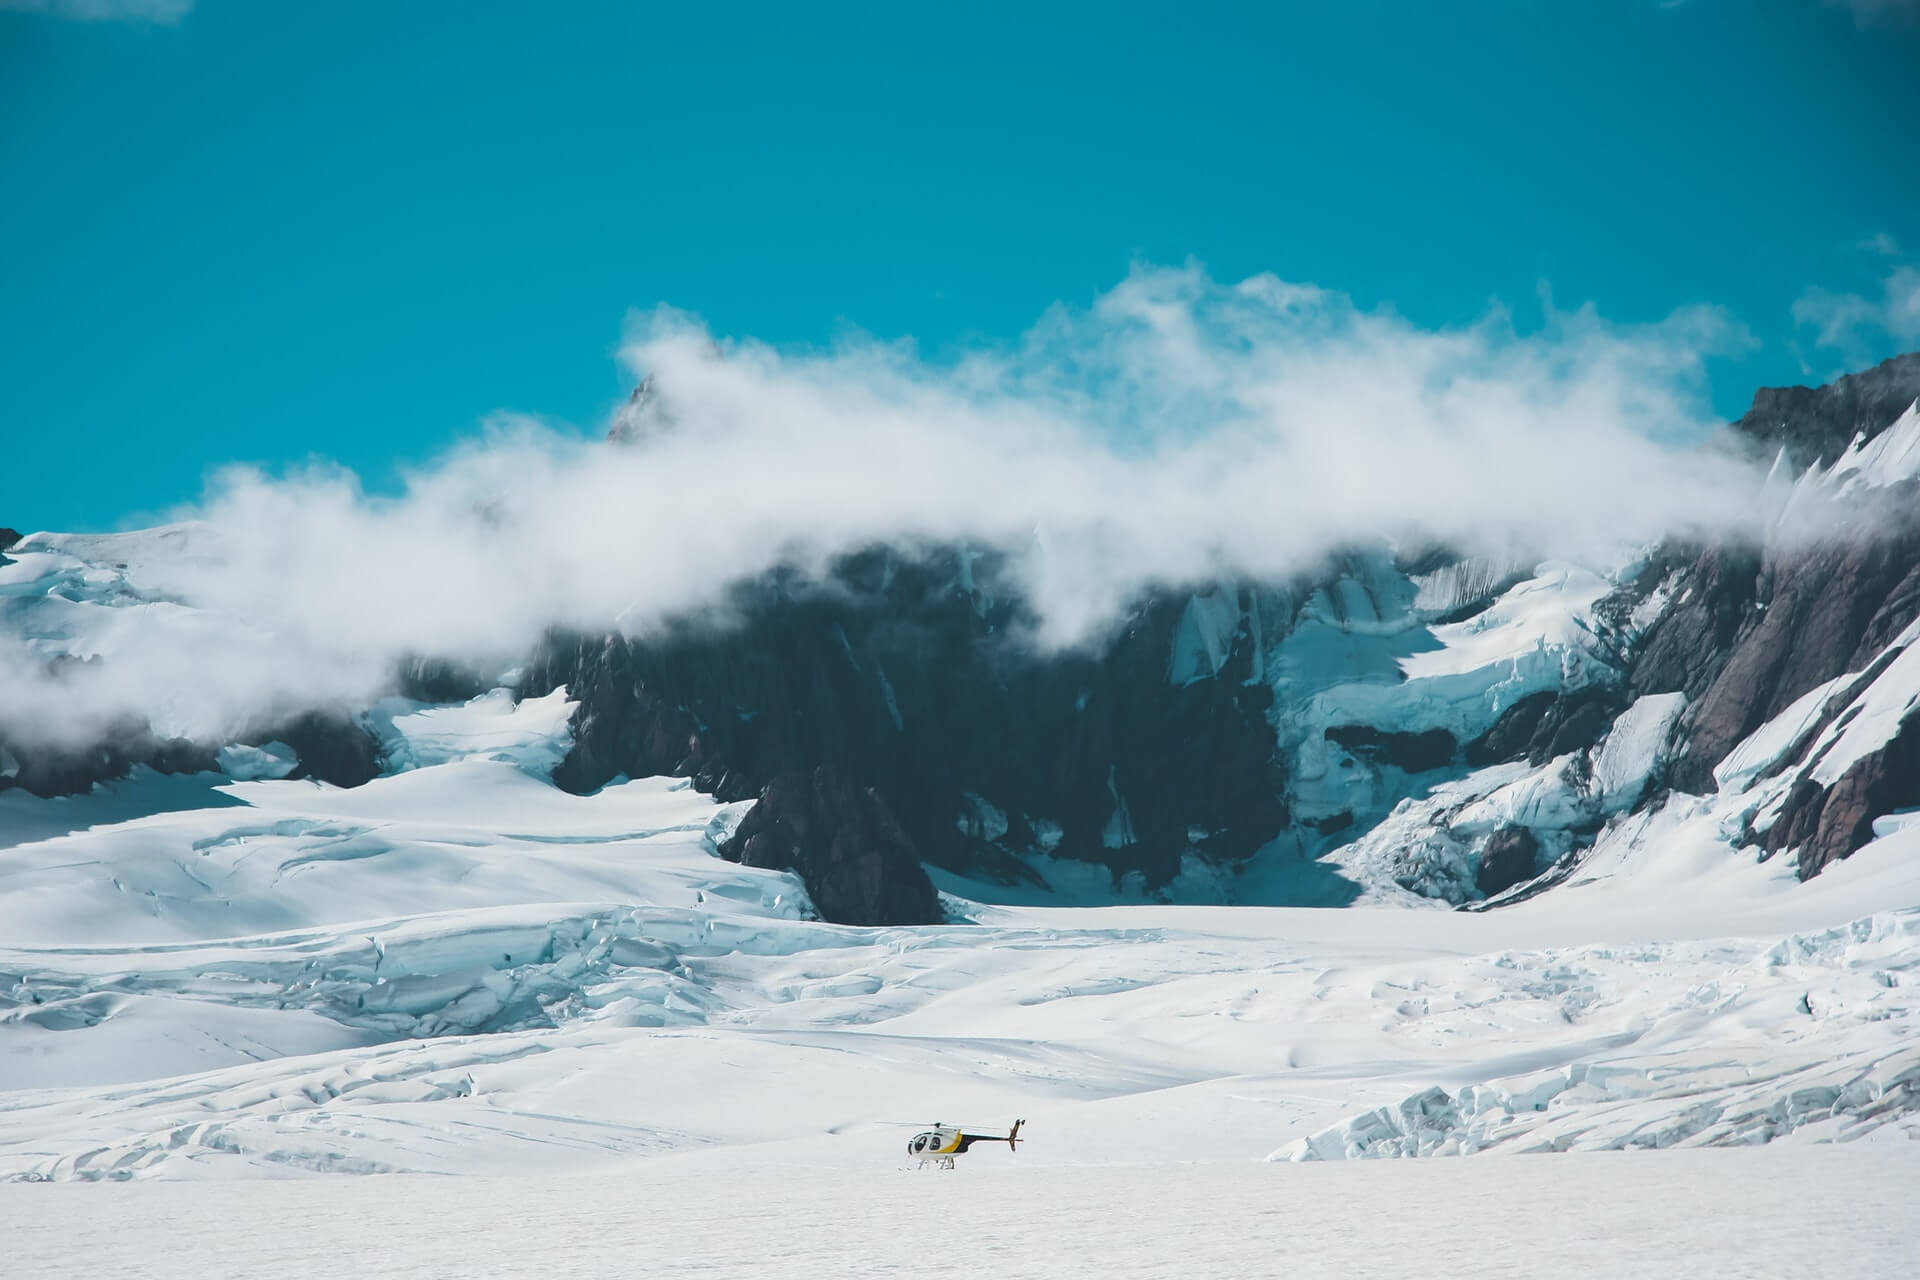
{"left": 905, "top": 1120, "right": 1023, "bottom": 1170}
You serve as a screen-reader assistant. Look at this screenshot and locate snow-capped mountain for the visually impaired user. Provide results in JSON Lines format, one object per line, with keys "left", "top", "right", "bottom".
{"left": 14, "top": 356, "right": 1915, "bottom": 928}
{"left": 2, "top": 355, "right": 1919, "bottom": 1187}
{"left": 544, "top": 350, "right": 1920, "bottom": 923}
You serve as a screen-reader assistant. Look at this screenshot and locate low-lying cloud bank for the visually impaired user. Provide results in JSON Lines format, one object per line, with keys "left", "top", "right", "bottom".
{"left": 5, "top": 264, "right": 1790, "bottom": 748}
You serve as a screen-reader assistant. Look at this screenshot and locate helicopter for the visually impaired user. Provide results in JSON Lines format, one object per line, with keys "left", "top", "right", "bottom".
{"left": 905, "top": 1120, "right": 1023, "bottom": 1170}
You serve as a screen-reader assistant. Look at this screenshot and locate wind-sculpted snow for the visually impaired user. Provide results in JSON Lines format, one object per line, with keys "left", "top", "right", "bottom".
{"left": 4, "top": 1150, "right": 1918, "bottom": 1279}
{"left": 1315, "top": 692, "right": 1684, "bottom": 906}
{"left": 1711, "top": 674, "right": 1857, "bottom": 795}
{"left": 4, "top": 722, "right": 1920, "bottom": 1181}
{"left": 1202, "top": 555, "right": 1635, "bottom": 891}
{"left": 5, "top": 626, "right": 1920, "bottom": 1186}
{"left": 0, "top": 759, "right": 795, "bottom": 949}
{"left": 1799, "top": 617, "right": 1920, "bottom": 789}
{"left": 1770, "top": 399, "right": 1920, "bottom": 535}
{"left": 1277, "top": 911, "right": 1920, "bottom": 1160}
{"left": 1268, "top": 561, "right": 1615, "bottom": 751}
{"left": 1, "top": 901, "right": 829, "bottom": 1065}
{"left": 366, "top": 688, "right": 577, "bottom": 777}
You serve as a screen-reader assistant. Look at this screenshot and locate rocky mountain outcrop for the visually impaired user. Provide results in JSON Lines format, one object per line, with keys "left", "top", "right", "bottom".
{"left": 1627, "top": 352, "right": 1920, "bottom": 870}
{"left": 0, "top": 717, "right": 215, "bottom": 799}
{"left": 1734, "top": 351, "right": 1920, "bottom": 470}
{"left": 1659, "top": 529, "right": 1920, "bottom": 793}
{"left": 0, "top": 706, "right": 382, "bottom": 799}
{"left": 1475, "top": 825, "right": 1539, "bottom": 898}
{"left": 1765, "top": 708, "right": 1920, "bottom": 878}
{"left": 520, "top": 353, "right": 1920, "bottom": 920}
{"left": 520, "top": 551, "right": 1289, "bottom": 923}
{"left": 718, "top": 766, "right": 938, "bottom": 926}
{"left": 1463, "top": 688, "right": 1624, "bottom": 770}
{"left": 9, "top": 355, "right": 1920, "bottom": 926}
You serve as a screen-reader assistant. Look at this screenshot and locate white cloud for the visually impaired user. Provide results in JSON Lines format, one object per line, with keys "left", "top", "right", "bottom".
{"left": 1795, "top": 245, "right": 1920, "bottom": 363}
{"left": 0, "top": 0, "right": 192, "bottom": 23}
{"left": 4, "top": 264, "right": 1783, "bottom": 748}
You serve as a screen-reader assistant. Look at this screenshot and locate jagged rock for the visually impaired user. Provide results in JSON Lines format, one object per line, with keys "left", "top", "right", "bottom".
{"left": 1538, "top": 697, "right": 1619, "bottom": 765}
{"left": 255, "top": 710, "right": 383, "bottom": 789}
{"left": 0, "top": 706, "right": 381, "bottom": 800}
{"left": 0, "top": 629, "right": 383, "bottom": 797}
{"left": 607, "top": 375, "right": 676, "bottom": 444}
{"left": 526, "top": 631, "right": 715, "bottom": 799}
{"left": 1476, "top": 825, "right": 1539, "bottom": 897}
{"left": 1463, "top": 689, "right": 1621, "bottom": 768}
{"left": 1627, "top": 544, "right": 1764, "bottom": 708}
{"left": 1766, "top": 710, "right": 1920, "bottom": 877}
{"left": 0, "top": 717, "right": 217, "bottom": 799}
{"left": 1631, "top": 354, "right": 1920, "bottom": 802}
{"left": 0, "top": 527, "right": 21, "bottom": 552}
{"left": 1665, "top": 528, "right": 1920, "bottom": 792}
{"left": 719, "top": 766, "right": 939, "bottom": 926}
{"left": 521, "top": 550, "right": 1289, "bottom": 918}
{"left": 1324, "top": 725, "right": 1456, "bottom": 773}
{"left": 394, "top": 655, "right": 493, "bottom": 705}
{"left": 1311, "top": 810, "right": 1356, "bottom": 836}
{"left": 1734, "top": 351, "right": 1920, "bottom": 470}
{"left": 10, "top": 354, "right": 1915, "bottom": 916}
{"left": 1464, "top": 692, "right": 1554, "bottom": 767}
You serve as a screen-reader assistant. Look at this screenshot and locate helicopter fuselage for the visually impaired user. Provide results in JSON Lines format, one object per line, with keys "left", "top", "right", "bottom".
{"left": 905, "top": 1122, "right": 1020, "bottom": 1169}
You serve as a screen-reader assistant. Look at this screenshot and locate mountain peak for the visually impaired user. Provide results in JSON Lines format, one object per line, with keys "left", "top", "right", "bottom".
{"left": 1735, "top": 350, "right": 1920, "bottom": 469}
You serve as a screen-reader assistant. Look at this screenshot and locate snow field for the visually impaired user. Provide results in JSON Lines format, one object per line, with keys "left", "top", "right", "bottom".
{"left": 3, "top": 733, "right": 1918, "bottom": 1182}
{"left": 2, "top": 1145, "right": 1916, "bottom": 1279}
{"left": 4, "top": 530, "right": 1920, "bottom": 1280}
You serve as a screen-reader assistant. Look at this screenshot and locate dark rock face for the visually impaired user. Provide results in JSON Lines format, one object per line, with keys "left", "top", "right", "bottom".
{"left": 529, "top": 346, "right": 1920, "bottom": 917}
{"left": 256, "top": 710, "right": 383, "bottom": 789}
{"left": 1325, "top": 725, "right": 1455, "bottom": 773}
{"left": 1464, "top": 689, "right": 1622, "bottom": 769}
{"left": 521, "top": 550, "right": 1289, "bottom": 922}
{"left": 1766, "top": 710, "right": 1920, "bottom": 878}
{"left": 0, "top": 718, "right": 216, "bottom": 799}
{"left": 0, "top": 528, "right": 21, "bottom": 552}
{"left": 1476, "top": 825, "right": 1540, "bottom": 898}
{"left": 1629, "top": 355, "right": 1920, "bottom": 726}
{"left": 1662, "top": 528, "right": 1920, "bottom": 793}
{"left": 394, "top": 655, "right": 493, "bottom": 706}
{"left": 1309, "top": 810, "right": 1355, "bottom": 836}
{"left": 719, "top": 767, "right": 939, "bottom": 926}
{"left": 1625, "top": 544, "right": 1764, "bottom": 709}
{"left": 1735, "top": 351, "right": 1920, "bottom": 471}
{"left": 0, "top": 706, "right": 381, "bottom": 799}
{"left": 1625, "top": 351, "right": 1920, "bottom": 874}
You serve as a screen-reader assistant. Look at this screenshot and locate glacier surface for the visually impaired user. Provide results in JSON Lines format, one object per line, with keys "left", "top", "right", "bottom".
{"left": 3, "top": 522, "right": 1920, "bottom": 1279}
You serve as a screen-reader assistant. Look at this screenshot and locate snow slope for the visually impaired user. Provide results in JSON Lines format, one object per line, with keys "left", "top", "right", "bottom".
{"left": 5, "top": 1147, "right": 1918, "bottom": 1280}
{"left": 0, "top": 518, "right": 1679, "bottom": 911}
{"left": 2, "top": 683, "right": 1917, "bottom": 1187}
{"left": 1268, "top": 559, "right": 1619, "bottom": 839}
{"left": 2, "top": 534, "right": 1919, "bottom": 1280}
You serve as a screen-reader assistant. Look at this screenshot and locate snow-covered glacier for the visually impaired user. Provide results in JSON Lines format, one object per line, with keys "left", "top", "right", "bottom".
{"left": 3, "top": 361, "right": 1920, "bottom": 1276}
{"left": 2, "top": 673, "right": 1918, "bottom": 1187}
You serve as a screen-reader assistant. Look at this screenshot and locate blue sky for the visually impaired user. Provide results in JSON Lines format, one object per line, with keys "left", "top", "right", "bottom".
{"left": 3, "top": 0, "right": 1916, "bottom": 534}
